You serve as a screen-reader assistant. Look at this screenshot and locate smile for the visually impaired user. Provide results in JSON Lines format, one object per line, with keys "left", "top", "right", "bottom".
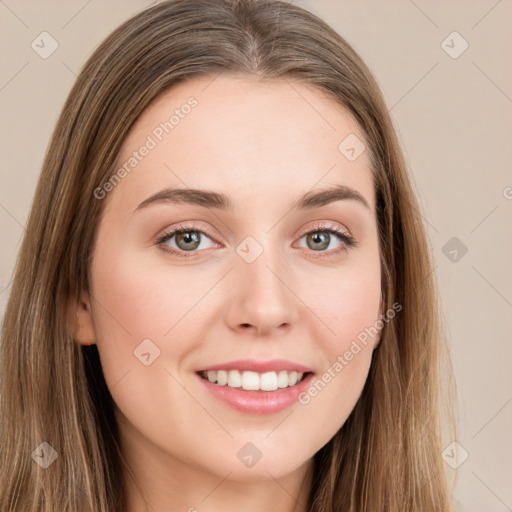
{"left": 196, "top": 369, "right": 315, "bottom": 415}
{"left": 198, "top": 369, "right": 308, "bottom": 391}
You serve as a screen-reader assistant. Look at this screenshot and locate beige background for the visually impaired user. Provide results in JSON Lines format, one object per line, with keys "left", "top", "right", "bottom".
{"left": 0, "top": 1, "right": 511, "bottom": 510}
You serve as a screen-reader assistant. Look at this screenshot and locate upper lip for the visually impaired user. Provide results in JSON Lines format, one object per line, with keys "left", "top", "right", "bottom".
{"left": 196, "top": 359, "right": 314, "bottom": 374}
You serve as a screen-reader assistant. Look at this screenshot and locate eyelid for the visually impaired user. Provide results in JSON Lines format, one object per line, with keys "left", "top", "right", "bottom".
{"left": 297, "top": 220, "right": 352, "bottom": 239}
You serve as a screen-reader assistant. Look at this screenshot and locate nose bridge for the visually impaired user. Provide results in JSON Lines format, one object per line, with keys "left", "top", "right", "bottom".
{"left": 241, "top": 246, "right": 284, "bottom": 294}
{"left": 238, "top": 239, "right": 288, "bottom": 303}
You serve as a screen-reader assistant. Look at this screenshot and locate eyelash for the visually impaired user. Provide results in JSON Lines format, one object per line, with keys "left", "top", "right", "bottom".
{"left": 155, "top": 221, "right": 358, "bottom": 259}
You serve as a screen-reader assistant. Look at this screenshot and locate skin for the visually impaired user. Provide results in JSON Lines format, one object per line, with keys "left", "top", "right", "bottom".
{"left": 70, "top": 74, "right": 383, "bottom": 512}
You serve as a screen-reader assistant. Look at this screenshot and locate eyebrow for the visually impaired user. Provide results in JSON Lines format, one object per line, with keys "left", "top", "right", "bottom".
{"left": 132, "top": 184, "right": 371, "bottom": 214}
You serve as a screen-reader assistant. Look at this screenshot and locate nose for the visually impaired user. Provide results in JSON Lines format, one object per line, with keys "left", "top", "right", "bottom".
{"left": 224, "top": 248, "right": 300, "bottom": 337}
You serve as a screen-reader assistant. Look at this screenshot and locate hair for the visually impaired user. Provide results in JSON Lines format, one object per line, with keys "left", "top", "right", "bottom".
{"left": 0, "top": 0, "right": 456, "bottom": 510}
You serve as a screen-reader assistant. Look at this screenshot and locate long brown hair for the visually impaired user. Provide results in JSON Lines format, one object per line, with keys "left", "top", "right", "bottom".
{"left": 0, "top": 0, "right": 455, "bottom": 510}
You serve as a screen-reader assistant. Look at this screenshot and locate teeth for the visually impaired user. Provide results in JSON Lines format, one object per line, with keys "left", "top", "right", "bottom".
{"left": 260, "top": 371, "right": 278, "bottom": 391}
{"left": 201, "top": 369, "right": 307, "bottom": 390}
{"left": 277, "top": 370, "right": 289, "bottom": 388}
{"left": 228, "top": 369, "right": 242, "bottom": 388}
{"left": 217, "top": 370, "right": 228, "bottom": 386}
{"left": 242, "top": 371, "right": 260, "bottom": 390}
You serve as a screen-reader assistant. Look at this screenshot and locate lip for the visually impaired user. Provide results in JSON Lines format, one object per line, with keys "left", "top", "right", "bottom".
{"left": 195, "top": 358, "right": 313, "bottom": 374}
{"left": 195, "top": 369, "right": 315, "bottom": 415}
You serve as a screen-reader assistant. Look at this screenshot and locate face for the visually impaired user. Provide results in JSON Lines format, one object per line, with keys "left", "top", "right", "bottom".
{"left": 72, "top": 74, "right": 383, "bottom": 485}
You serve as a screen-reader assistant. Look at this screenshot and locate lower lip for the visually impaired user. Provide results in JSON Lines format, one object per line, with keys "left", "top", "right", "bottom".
{"left": 195, "top": 372, "right": 315, "bottom": 415}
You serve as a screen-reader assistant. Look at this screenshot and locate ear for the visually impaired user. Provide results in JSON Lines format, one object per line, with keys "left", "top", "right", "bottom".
{"left": 67, "top": 289, "right": 96, "bottom": 345}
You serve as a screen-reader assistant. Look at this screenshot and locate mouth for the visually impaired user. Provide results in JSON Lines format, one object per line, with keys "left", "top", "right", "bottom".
{"left": 197, "top": 369, "right": 312, "bottom": 392}
{"left": 195, "top": 368, "right": 315, "bottom": 414}
{"left": 194, "top": 359, "right": 315, "bottom": 414}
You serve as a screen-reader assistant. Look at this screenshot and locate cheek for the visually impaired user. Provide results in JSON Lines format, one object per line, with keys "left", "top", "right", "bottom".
{"left": 305, "top": 258, "right": 382, "bottom": 349}
{"left": 90, "top": 240, "right": 209, "bottom": 346}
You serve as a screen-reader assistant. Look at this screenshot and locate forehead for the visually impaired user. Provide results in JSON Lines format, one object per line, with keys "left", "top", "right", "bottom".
{"left": 108, "top": 74, "right": 376, "bottom": 216}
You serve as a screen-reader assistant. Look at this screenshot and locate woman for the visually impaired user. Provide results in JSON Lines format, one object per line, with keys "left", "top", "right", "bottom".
{"left": 0, "top": 0, "right": 455, "bottom": 510}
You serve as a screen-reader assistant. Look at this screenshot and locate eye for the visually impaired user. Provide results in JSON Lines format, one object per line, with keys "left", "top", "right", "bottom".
{"left": 156, "top": 223, "right": 219, "bottom": 258}
{"left": 295, "top": 221, "right": 357, "bottom": 256}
